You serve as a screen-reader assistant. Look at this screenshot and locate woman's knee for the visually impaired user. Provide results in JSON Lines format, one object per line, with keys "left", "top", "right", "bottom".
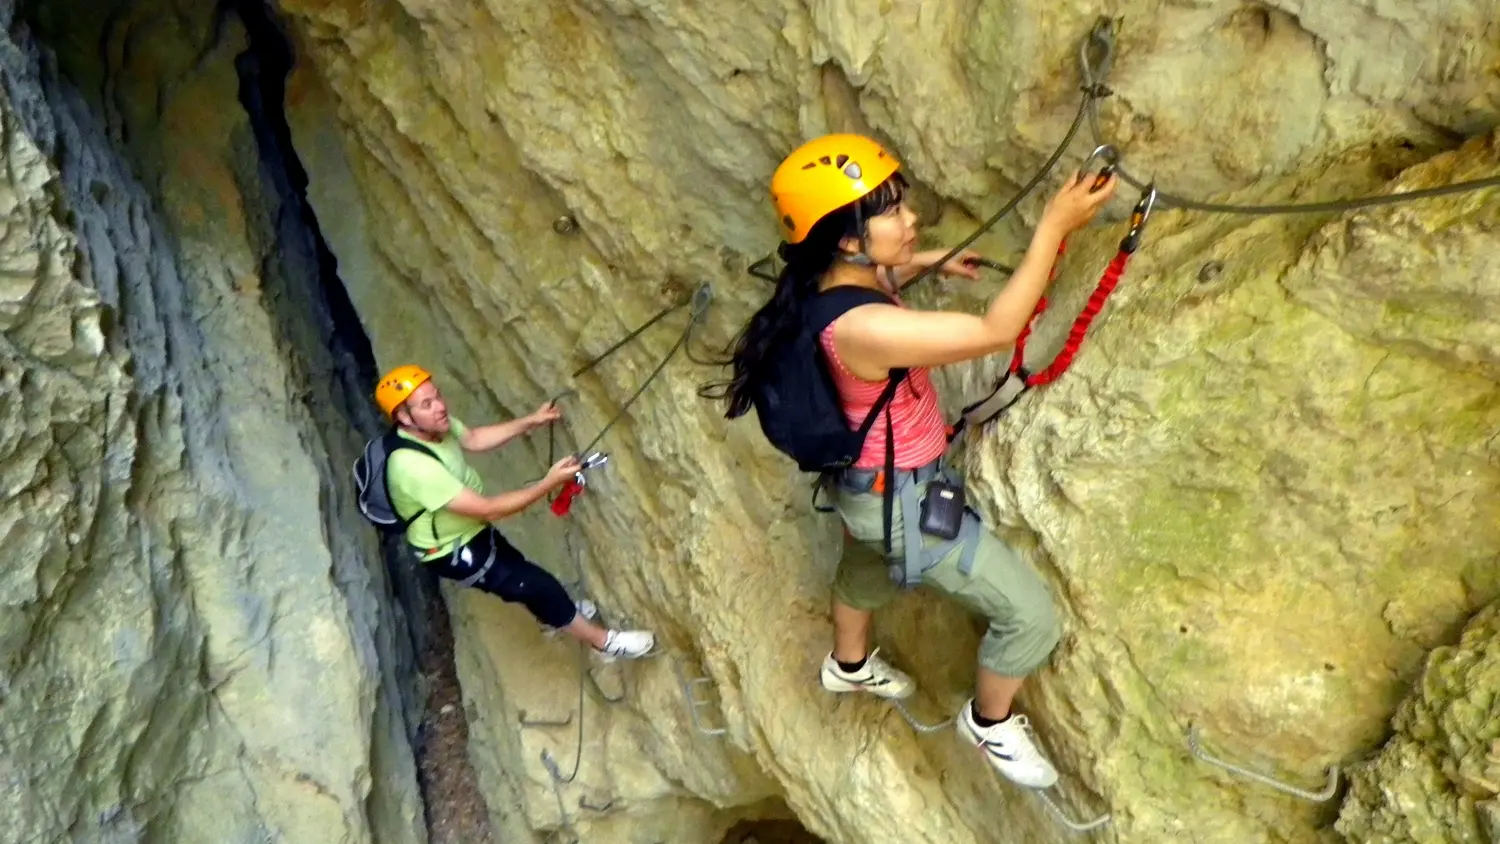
{"left": 983, "top": 597, "right": 1061, "bottom": 676}
{"left": 832, "top": 535, "right": 899, "bottom": 611}
{"left": 961, "top": 533, "right": 1062, "bottom": 675}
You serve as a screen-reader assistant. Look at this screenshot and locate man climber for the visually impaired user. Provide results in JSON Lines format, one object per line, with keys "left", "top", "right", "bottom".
{"left": 373, "top": 364, "right": 656, "bottom": 659}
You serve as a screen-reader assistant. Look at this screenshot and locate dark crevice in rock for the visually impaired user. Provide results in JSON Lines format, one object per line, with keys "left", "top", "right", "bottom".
{"left": 227, "top": 0, "right": 484, "bottom": 839}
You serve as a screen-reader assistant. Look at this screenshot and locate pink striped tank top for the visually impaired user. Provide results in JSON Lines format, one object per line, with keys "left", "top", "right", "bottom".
{"left": 819, "top": 307, "right": 949, "bottom": 470}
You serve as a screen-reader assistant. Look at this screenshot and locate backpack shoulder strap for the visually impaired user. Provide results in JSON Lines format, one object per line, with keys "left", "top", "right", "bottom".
{"left": 805, "top": 285, "right": 896, "bottom": 335}
{"left": 383, "top": 428, "right": 440, "bottom": 466}
{"left": 804, "top": 285, "right": 909, "bottom": 435}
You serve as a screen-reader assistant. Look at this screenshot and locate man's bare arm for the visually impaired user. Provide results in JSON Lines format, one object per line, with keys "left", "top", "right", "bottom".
{"left": 458, "top": 416, "right": 541, "bottom": 453}
{"left": 442, "top": 484, "right": 552, "bottom": 522}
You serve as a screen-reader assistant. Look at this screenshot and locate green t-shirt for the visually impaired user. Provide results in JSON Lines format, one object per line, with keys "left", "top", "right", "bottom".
{"left": 386, "top": 418, "right": 487, "bottom": 561}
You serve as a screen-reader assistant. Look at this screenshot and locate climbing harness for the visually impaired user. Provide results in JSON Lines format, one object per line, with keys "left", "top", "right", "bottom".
{"left": 955, "top": 174, "right": 1157, "bottom": 433}
{"left": 1186, "top": 724, "right": 1341, "bottom": 802}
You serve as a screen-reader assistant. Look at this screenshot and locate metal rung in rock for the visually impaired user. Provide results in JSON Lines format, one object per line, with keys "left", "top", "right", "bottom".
{"left": 585, "top": 665, "right": 627, "bottom": 704}
{"left": 1033, "top": 789, "right": 1112, "bottom": 834}
{"left": 889, "top": 698, "right": 954, "bottom": 733}
{"left": 518, "top": 709, "right": 573, "bottom": 729}
{"left": 671, "top": 656, "right": 727, "bottom": 737}
{"left": 1187, "top": 725, "right": 1341, "bottom": 802}
{"left": 579, "top": 795, "right": 614, "bottom": 812}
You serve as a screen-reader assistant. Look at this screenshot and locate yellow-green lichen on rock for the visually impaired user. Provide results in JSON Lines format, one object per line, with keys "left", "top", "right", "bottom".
{"left": 1335, "top": 601, "right": 1500, "bottom": 844}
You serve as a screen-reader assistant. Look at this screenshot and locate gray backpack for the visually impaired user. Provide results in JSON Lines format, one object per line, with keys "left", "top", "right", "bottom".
{"left": 353, "top": 429, "right": 438, "bottom": 536}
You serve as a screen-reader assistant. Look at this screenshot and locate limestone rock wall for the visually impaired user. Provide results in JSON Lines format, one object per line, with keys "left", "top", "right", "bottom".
{"left": 273, "top": 1, "right": 1500, "bottom": 843}
{"left": 0, "top": 1, "right": 425, "bottom": 842}
{"left": 1336, "top": 600, "right": 1500, "bottom": 844}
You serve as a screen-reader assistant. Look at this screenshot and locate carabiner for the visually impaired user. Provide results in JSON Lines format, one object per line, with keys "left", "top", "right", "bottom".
{"left": 690, "top": 282, "right": 714, "bottom": 320}
{"left": 572, "top": 450, "right": 610, "bottom": 486}
{"left": 1119, "top": 185, "right": 1157, "bottom": 255}
{"left": 1079, "top": 144, "right": 1120, "bottom": 192}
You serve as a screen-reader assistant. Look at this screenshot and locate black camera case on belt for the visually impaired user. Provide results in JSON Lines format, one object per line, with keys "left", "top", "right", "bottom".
{"left": 918, "top": 479, "right": 966, "bottom": 541}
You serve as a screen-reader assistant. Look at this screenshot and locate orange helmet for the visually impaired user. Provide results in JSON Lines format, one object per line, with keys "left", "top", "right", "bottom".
{"left": 770, "top": 134, "right": 901, "bottom": 244}
{"left": 375, "top": 364, "right": 432, "bottom": 418}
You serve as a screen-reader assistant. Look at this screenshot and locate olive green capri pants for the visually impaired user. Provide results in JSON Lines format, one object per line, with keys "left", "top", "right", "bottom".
{"left": 830, "top": 478, "right": 1061, "bottom": 677}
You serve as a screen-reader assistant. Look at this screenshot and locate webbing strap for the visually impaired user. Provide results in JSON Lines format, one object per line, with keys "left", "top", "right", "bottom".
{"left": 455, "top": 534, "right": 499, "bottom": 588}
{"left": 887, "top": 468, "right": 984, "bottom": 589}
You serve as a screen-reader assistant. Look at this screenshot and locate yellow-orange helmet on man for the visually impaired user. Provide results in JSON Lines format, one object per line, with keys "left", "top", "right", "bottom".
{"left": 770, "top": 134, "right": 901, "bottom": 244}
{"left": 375, "top": 364, "right": 432, "bottom": 418}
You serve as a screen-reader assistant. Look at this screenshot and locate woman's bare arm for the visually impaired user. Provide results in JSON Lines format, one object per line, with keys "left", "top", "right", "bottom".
{"left": 834, "top": 220, "right": 1068, "bottom": 378}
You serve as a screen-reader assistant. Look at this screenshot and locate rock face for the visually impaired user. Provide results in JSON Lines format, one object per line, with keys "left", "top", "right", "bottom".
{"left": 1336, "top": 602, "right": 1500, "bottom": 844}
{"left": 0, "top": 1, "right": 425, "bottom": 842}
{"left": 5, "top": 1, "right": 1499, "bottom": 843}
{"left": 269, "top": 1, "right": 1500, "bottom": 844}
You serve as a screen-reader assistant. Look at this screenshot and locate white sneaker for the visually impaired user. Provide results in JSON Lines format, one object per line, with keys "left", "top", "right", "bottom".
{"left": 818, "top": 647, "right": 915, "bottom": 700}
{"left": 957, "top": 699, "right": 1058, "bottom": 788}
{"left": 541, "top": 598, "right": 598, "bottom": 637}
{"left": 596, "top": 629, "right": 655, "bottom": 660}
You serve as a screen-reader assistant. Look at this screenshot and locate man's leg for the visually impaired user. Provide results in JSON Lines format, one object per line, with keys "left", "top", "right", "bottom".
{"left": 486, "top": 560, "right": 657, "bottom": 659}
{"left": 819, "top": 530, "right": 914, "bottom": 699}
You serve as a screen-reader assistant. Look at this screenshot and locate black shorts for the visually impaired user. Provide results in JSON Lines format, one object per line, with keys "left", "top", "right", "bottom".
{"left": 427, "top": 526, "right": 577, "bottom": 628}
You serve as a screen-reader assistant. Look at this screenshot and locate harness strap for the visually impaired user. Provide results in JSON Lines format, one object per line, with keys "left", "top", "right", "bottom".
{"left": 888, "top": 464, "right": 984, "bottom": 588}
{"left": 454, "top": 532, "right": 500, "bottom": 588}
{"left": 840, "top": 458, "right": 983, "bottom": 589}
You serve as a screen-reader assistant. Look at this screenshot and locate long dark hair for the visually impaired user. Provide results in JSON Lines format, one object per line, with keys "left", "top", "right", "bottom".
{"left": 699, "top": 173, "right": 908, "bottom": 418}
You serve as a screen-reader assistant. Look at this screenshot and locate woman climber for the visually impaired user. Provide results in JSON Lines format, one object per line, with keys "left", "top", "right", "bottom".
{"left": 704, "top": 134, "right": 1116, "bottom": 788}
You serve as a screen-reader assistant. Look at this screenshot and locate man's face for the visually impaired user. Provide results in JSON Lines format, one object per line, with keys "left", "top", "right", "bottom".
{"left": 397, "top": 380, "right": 450, "bottom": 435}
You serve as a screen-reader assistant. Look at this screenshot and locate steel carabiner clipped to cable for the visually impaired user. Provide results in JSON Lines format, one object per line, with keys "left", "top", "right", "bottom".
{"left": 572, "top": 450, "right": 610, "bottom": 488}
{"left": 1080, "top": 143, "right": 1120, "bottom": 191}
{"left": 552, "top": 450, "right": 610, "bottom": 517}
{"left": 1119, "top": 185, "right": 1158, "bottom": 254}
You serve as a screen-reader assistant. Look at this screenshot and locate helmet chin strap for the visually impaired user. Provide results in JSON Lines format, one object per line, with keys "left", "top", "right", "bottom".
{"left": 836, "top": 200, "right": 877, "bottom": 267}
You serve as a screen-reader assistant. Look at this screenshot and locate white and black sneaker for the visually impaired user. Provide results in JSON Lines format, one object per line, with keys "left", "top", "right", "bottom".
{"left": 818, "top": 647, "right": 915, "bottom": 700}
{"left": 957, "top": 698, "right": 1058, "bottom": 788}
{"left": 541, "top": 598, "right": 598, "bottom": 637}
{"left": 595, "top": 629, "right": 655, "bottom": 661}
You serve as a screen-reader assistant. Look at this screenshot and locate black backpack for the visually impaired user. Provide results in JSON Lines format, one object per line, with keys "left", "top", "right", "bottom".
{"left": 353, "top": 428, "right": 440, "bottom": 536}
{"left": 748, "top": 285, "right": 907, "bottom": 474}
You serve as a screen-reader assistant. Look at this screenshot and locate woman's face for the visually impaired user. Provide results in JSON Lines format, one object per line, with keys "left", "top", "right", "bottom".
{"left": 843, "top": 198, "right": 917, "bottom": 267}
